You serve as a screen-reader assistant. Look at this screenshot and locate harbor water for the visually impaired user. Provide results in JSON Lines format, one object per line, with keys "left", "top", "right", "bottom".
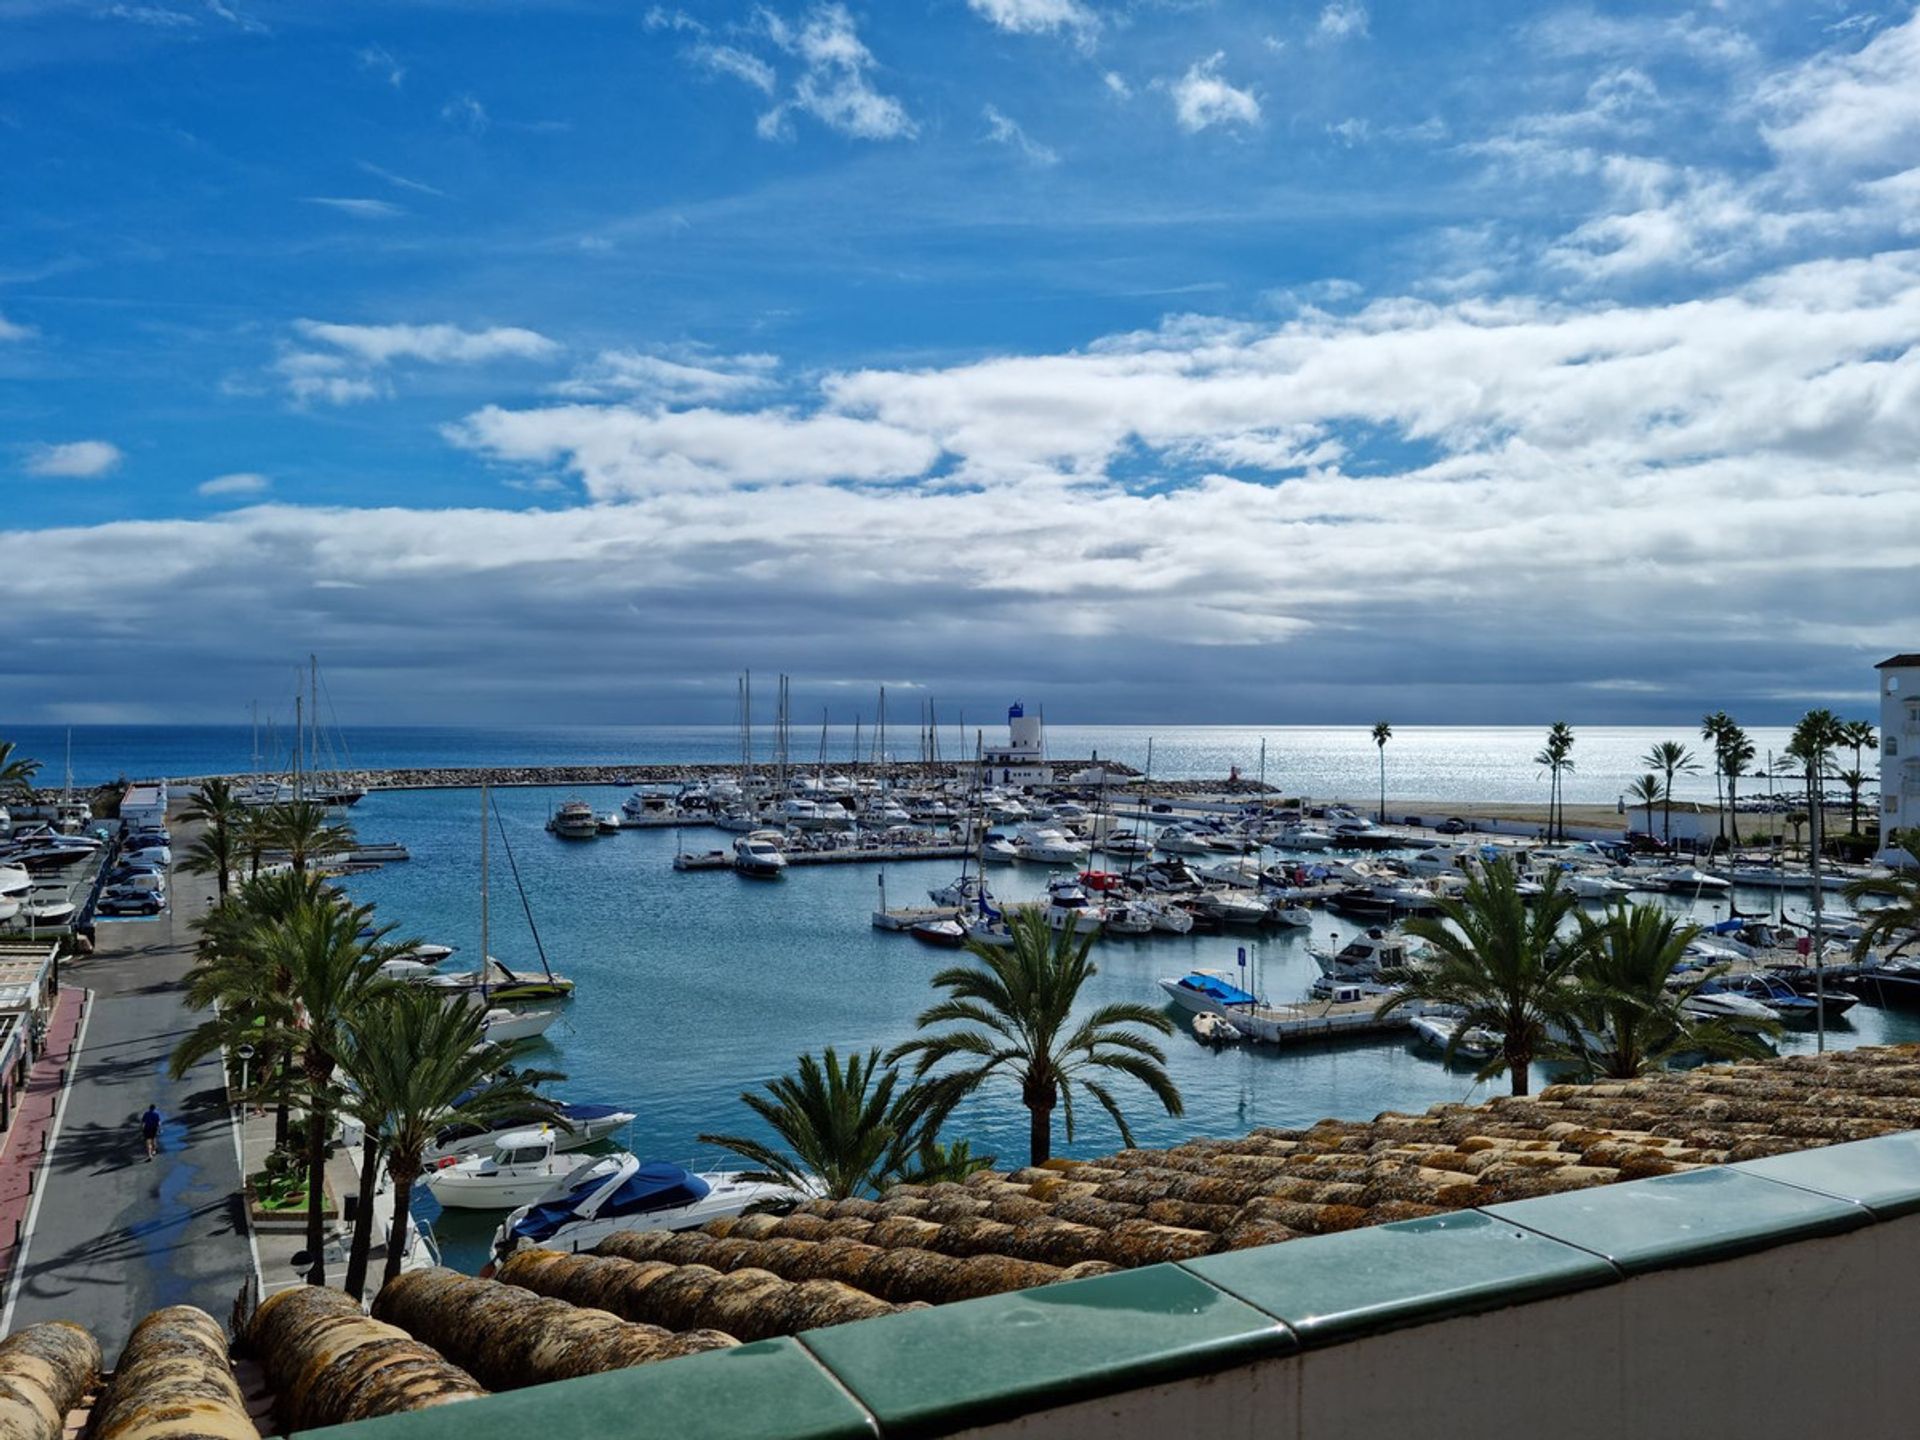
{"left": 330, "top": 783, "right": 1918, "bottom": 1271}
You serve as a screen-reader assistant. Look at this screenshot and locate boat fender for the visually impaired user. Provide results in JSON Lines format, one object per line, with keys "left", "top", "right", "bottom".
{"left": 436, "top": 1155, "right": 460, "bottom": 1169}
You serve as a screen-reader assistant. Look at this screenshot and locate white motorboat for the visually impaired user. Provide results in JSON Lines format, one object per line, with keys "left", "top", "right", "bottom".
{"left": 733, "top": 831, "right": 789, "bottom": 878}
{"left": 928, "top": 874, "right": 991, "bottom": 908}
{"left": 1043, "top": 883, "right": 1103, "bottom": 935}
{"left": 1274, "top": 824, "right": 1334, "bottom": 851}
{"left": 1311, "top": 929, "right": 1421, "bottom": 983}
{"left": 1679, "top": 989, "right": 1777, "bottom": 1029}
{"left": 17, "top": 899, "right": 77, "bottom": 927}
{"left": 1140, "top": 899, "right": 1195, "bottom": 935}
{"left": 1153, "top": 826, "right": 1222, "bottom": 857}
{"left": 1643, "top": 866, "right": 1731, "bottom": 895}
{"left": 1190, "top": 890, "right": 1269, "bottom": 927}
{"left": 478, "top": 1006, "right": 562, "bottom": 1044}
{"left": 489, "top": 1154, "right": 803, "bottom": 1264}
{"left": 597, "top": 813, "right": 622, "bottom": 834}
{"left": 388, "top": 957, "right": 576, "bottom": 1003}
{"left": 1193, "top": 857, "right": 1263, "bottom": 890}
{"left": 1268, "top": 903, "right": 1314, "bottom": 928}
{"left": 1100, "top": 901, "right": 1156, "bottom": 936}
{"left": 546, "top": 800, "right": 601, "bottom": 840}
{"left": 1099, "top": 831, "right": 1155, "bottom": 859}
{"left": 1135, "top": 857, "right": 1203, "bottom": 892}
{"left": 0, "top": 866, "right": 29, "bottom": 900}
{"left": 397, "top": 942, "right": 458, "bottom": 966}
{"left": 426, "top": 1127, "right": 600, "bottom": 1210}
{"left": 425, "top": 1099, "right": 636, "bottom": 1165}
{"left": 1014, "top": 827, "right": 1090, "bottom": 865}
{"left": 1191, "top": 1012, "right": 1242, "bottom": 1045}
{"left": 982, "top": 837, "right": 1021, "bottom": 864}
{"left": 1410, "top": 1013, "right": 1500, "bottom": 1061}
{"left": 1159, "top": 969, "right": 1258, "bottom": 1019}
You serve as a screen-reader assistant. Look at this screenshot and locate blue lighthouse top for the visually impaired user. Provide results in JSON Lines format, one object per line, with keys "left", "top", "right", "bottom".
{"left": 1008, "top": 702, "right": 1024, "bottom": 720}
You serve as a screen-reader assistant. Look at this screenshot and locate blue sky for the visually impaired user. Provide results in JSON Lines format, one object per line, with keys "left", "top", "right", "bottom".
{"left": 3, "top": 0, "right": 1919, "bottom": 725}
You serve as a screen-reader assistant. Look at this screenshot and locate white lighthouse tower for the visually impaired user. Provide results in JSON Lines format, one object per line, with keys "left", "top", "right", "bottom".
{"left": 982, "top": 702, "right": 1053, "bottom": 790}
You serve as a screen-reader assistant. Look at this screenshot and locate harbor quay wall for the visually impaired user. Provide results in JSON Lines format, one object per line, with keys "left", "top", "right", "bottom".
{"left": 152, "top": 759, "right": 1146, "bottom": 793}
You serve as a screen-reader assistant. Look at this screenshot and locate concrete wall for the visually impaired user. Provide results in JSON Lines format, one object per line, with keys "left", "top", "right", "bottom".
{"left": 955, "top": 1215, "right": 1920, "bottom": 1440}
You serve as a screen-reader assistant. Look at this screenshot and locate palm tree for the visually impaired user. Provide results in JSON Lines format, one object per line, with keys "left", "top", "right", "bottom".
{"left": 1843, "top": 864, "right": 1920, "bottom": 963}
{"left": 901, "top": 1137, "right": 997, "bottom": 1185}
{"left": 1371, "top": 722, "right": 1392, "bottom": 824}
{"left": 1381, "top": 858, "right": 1584, "bottom": 1097}
{"left": 699, "top": 1047, "right": 927, "bottom": 1201}
{"left": 1787, "top": 709, "right": 1842, "bottom": 859}
{"left": 257, "top": 898, "right": 399, "bottom": 1284}
{"left": 338, "top": 989, "right": 551, "bottom": 1295}
{"left": 1700, "top": 713, "right": 1732, "bottom": 853}
{"left": 1627, "top": 773, "right": 1666, "bottom": 841}
{"left": 260, "top": 800, "right": 355, "bottom": 875}
{"left": 1561, "top": 905, "right": 1771, "bottom": 1078}
{"left": 1716, "top": 724, "right": 1755, "bottom": 849}
{"left": 1534, "top": 723, "right": 1574, "bottom": 842}
{"left": 1837, "top": 719, "right": 1878, "bottom": 836}
{"left": 180, "top": 778, "right": 245, "bottom": 900}
{"left": 0, "top": 739, "right": 40, "bottom": 798}
{"left": 888, "top": 910, "right": 1182, "bottom": 1166}
{"left": 1638, "top": 741, "right": 1699, "bottom": 844}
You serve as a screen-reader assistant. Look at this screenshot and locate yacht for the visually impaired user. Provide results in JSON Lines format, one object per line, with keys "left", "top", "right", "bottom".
{"left": 1153, "top": 826, "right": 1222, "bottom": 857}
{"left": 1410, "top": 1013, "right": 1500, "bottom": 1062}
{"left": 733, "top": 831, "right": 789, "bottom": 878}
{"left": 1267, "top": 902, "right": 1314, "bottom": 928}
{"left": 546, "top": 800, "right": 601, "bottom": 840}
{"left": 488, "top": 1155, "right": 802, "bottom": 1264}
{"left": 1188, "top": 890, "right": 1269, "bottom": 927}
{"left": 1014, "top": 827, "right": 1090, "bottom": 865}
{"left": 1100, "top": 900, "right": 1156, "bottom": 936}
{"left": 1310, "top": 929, "right": 1421, "bottom": 984}
{"left": 1099, "top": 831, "right": 1154, "bottom": 859}
{"left": 478, "top": 1006, "right": 562, "bottom": 1045}
{"left": 1273, "top": 824, "right": 1334, "bottom": 851}
{"left": 1193, "top": 857, "right": 1263, "bottom": 890}
{"left": 425, "top": 1099, "right": 636, "bottom": 1165}
{"left": 981, "top": 834, "right": 1021, "bottom": 864}
{"left": 1043, "top": 882, "right": 1103, "bottom": 936}
{"left": 385, "top": 957, "right": 576, "bottom": 1003}
{"left": 426, "top": 1127, "right": 601, "bottom": 1210}
{"left": 928, "top": 873, "right": 991, "bottom": 908}
{"left": 1678, "top": 987, "right": 1778, "bottom": 1030}
{"left": 1140, "top": 898, "right": 1195, "bottom": 934}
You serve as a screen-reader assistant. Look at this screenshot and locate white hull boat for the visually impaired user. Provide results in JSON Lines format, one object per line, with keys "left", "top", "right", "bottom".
{"left": 425, "top": 1100, "right": 636, "bottom": 1165}
{"left": 734, "top": 832, "right": 789, "bottom": 878}
{"left": 490, "top": 1154, "right": 802, "bottom": 1264}
{"left": 479, "top": 1006, "right": 561, "bottom": 1044}
{"left": 427, "top": 1127, "right": 600, "bottom": 1210}
{"left": 1410, "top": 1013, "right": 1499, "bottom": 1061}
{"left": 1191, "top": 1012, "right": 1242, "bottom": 1045}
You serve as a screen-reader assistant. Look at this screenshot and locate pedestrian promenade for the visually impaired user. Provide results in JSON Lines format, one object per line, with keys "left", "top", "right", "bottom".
{"left": 2, "top": 854, "right": 256, "bottom": 1350}
{"left": 0, "top": 986, "right": 86, "bottom": 1289}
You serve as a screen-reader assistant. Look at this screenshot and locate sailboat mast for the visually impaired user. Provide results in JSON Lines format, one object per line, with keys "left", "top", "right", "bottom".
{"left": 293, "top": 691, "right": 303, "bottom": 802}
{"left": 310, "top": 654, "right": 320, "bottom": 782}
{"left": 480, "top": 778, "right": 491, "bottom": 966}
{"left": 250, "top": 701, "right": 259, "bottom": 777}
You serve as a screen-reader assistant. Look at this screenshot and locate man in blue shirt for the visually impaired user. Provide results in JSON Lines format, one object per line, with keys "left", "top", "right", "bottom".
{"left": 140, "top": 1104, "right": 162, "bottom": 1161}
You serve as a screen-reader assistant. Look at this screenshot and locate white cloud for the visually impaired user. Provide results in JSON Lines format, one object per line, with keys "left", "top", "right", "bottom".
{"left": 758, "top": 4, "right": 915, "bottom": 141}
{"left": 551, "top": 349, "right": 779, "bottom": 405}
{"left": 441, "top": 94, "right": 489, "bottom": 134}
{"left": 1760, "top": 10, "right": 1920, "bottom": 174}
{"left": 644, "top": 6, "right": 705, "bottom": 33}
{"left": 1314, "top": 1, "right": 1367, "bottom": 42}
{"left": 198, "top": 472, "right": 270, "bottom": 496}
{"left": 1102, "top": 70, "right": 1132, "bottom": 100}
{"left": 203, "top": 0, "right": 266, "bottom": 34}
{"left": 0, "top": 313, "right": 32, "bottom": 342}
{"left": 1168, "top": 53, "right": 1260, "bottom": 134}
{"left": 982, "top": 104, "right": 1060, "bottom": 166}
{"left": 273, "top": 321, "right": 561, "bottom": 405}
{"left": 966, "top": 0, "right": 1098, "bottom": 44}
{"left": 304, "top": 196, "right": 406, "bottom": 220}
{"left": 23, "top": 441, "right": 123, "bottom": 478}
{"left": 690, "top": 44, "right": 777, "bottom": 94}
{"left": 292, "top": 321, "right": 561, "bottom": 367}
{"left": 104, "top": 5, "right": 197, "bottom": 28}
{"left": 357, "top": 161, "right": 445, "bottom": 197}
{"left": 358, "top": 44, "right": 404, "bottom": 87}
{"left": 447, "top": 403, "right": 941, "bottom": 498}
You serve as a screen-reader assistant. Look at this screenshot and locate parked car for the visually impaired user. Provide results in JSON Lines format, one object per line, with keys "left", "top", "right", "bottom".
{"left": 98, "top": 891, "right": 163, "bottom": 916}
{"left": 1436, "top": 817, "right": 1471, "bottom": 835}
{"left": 1402, "top": 816, "right": 1425, "bottom": 828}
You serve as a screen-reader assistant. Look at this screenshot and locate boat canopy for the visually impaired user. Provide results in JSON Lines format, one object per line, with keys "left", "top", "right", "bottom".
{"left": 1176, "top": 972, "right": 1258, "bottom": 1007}
{"left": 509, "top": 1161, "right": 710, "bottom": 1242}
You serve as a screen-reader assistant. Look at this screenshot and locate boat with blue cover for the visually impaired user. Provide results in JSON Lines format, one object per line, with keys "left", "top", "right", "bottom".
{"left": 1157, "top": 969, "right": 1259, "bottom": 1018}
{"left": 487, "top": 1153, "right": 800, "bottom": 1264}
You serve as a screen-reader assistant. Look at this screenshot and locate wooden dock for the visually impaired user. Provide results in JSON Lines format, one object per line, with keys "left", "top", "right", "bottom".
{"left": 673, "top": 844, "right": 972, "bottom": 873}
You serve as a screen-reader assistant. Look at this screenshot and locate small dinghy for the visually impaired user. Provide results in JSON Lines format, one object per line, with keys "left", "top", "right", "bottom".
{"left": 1192, "top": 1012, "right": 1243, "bottom": 1045}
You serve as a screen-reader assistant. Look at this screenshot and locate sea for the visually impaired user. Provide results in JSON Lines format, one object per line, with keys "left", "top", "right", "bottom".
{"left": 6, "top": 723, "right": 1895, "bottom": 1270}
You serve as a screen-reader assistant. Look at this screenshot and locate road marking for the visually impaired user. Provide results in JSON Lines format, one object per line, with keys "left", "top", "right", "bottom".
{"left": 1, "top": 989, "right": 94, "bottom": 1337}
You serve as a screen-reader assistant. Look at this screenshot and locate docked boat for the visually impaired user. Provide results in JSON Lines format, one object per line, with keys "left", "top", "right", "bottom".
{"left": 733, "top": 831, "right": 789, "bottom": 878}
{"left": 1310, "top": 929, "right": 1421, "bottom": 984}
{"left": 1099, "top": 830, "right": 1155, "bottom": 859}
{"left": 908, "top": 918, "right": 968, "bottom": 948}
{"left": 425, "top": 1099, "right": 636, "bottom": 1166}
{"left": 1273, "top": 824, "right": 1334, "bottom": 851}
{"left": 1714, "top": 973, "right": 1834, "bottom": 1023}
{"left": 489, "top": 1154, "right": 802, "bottom": 1264}
{"left": 1678, "top": 987, "right": 1778, "bottom": 1030}
{"left": 1410, "top": 1013, "right": 1500, "bottom": 1061}
{"left": 1191, "top": 1012, "right": 1242, "bottom": 1045}
{"left": 390, "top": 957, "right": 577, "bottom": 1003}
{"left": 982, "top": 836, "right": 1021, "bottom": 864}
{"left": 426, "top": 1127, "right": 600, "bottom": 1210}
{"left": 1013, "top": 826, "right": 1090, "bottom": 865}
{"left": 1100, "top": 901, "right": 1156, "bottom": 936}
{"left": 1158, "top": 969, "right": 1258, "bottom": 1019}
{"left": 1640, "top": 866, "right": 1732, "bottom": 895}
{"left": 1267, "top": 903, "right": 1314, "bottom": 928}
{"left": 928, "top": 874, "right": 991, "bottom": 908}
{"left": 478, "top": 1005, "right": 562, "bottom": 1044}
{"left": 1850, "top": 959, "right": 1920, "bottom": 1008}
{"left": 1043, "top": 882, "right": 1103, "bottom": 936}
{"left": 546, "top": 800, "right": 601, "bottom": 840}
{"left": 1188, "top": 890, "right": 1269, "bottom": 927}
{"left": 1153, "top": 825, "right": 1224, "bottom": 857}
{"left": 1139, "top": 898, "right": 1195, "bottom": 934}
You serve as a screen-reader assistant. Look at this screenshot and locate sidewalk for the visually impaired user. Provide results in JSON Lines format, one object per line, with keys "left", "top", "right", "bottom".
{"left": 1, "top": 843, "right": 256, "bottom": 1351}
{"left": 0, "top": 987, "right": 87, "bottom": 1289}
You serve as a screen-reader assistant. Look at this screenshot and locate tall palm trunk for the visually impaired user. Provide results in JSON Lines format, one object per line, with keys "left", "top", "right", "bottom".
{"left": 1505, "top": 1040, "right": 1532, "bottom": 1097}
{"left": 1727, "top": 775, "right": 1742, "bottom": 847}
{"left": 1023, "top": 1072, "right": 1056, "bottom": 1166}
{"left": 343, "top": 1132, "right": 383, "bottom": 1301}
{"left": 383, "top": 1164, "right": 419, "bottom": 1287}
{"left": 303, "top": 1055, "right": 332, "bottom": 1287}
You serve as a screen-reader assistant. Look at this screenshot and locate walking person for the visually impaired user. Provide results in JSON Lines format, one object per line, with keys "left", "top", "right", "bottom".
{"left": 140, "top": 1103, "right": 162, "bottom": 1161}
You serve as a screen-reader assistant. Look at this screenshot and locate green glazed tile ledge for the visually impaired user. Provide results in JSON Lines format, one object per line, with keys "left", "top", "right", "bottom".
{"left": 1482, "top": 1164, "right": 1871, "bottom": 1276}
{"left": 1732, "top": 1132, "right": 1920, "bottom": 1221}
{"left": 797, "top": 1261, "right": 1293, "bottom": 1440}
{"left": 1183, "top": 1208, "right": 1618, "bottom": 1347}
{"left": 292, "top": 1337, "right": 878, "bottom": 1440}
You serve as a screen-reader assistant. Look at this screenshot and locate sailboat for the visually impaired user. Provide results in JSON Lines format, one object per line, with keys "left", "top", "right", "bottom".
{"left": 408, "top": 780, "right": 578, "bottom": 1006}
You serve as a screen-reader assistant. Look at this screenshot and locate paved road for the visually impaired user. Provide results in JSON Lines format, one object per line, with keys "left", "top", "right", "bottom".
{"left": 5, "top": 845, "right": 255, "bottom": 1351}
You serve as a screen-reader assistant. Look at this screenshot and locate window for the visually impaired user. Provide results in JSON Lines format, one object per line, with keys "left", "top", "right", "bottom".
{"left": 1891, "top": 736, "right": 1901, "bottom": 757}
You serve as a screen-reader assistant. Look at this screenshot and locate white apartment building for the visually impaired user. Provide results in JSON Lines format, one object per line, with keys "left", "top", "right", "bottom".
{"left": 1876, "top": 654, "right": 1920, "bottom": 865}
